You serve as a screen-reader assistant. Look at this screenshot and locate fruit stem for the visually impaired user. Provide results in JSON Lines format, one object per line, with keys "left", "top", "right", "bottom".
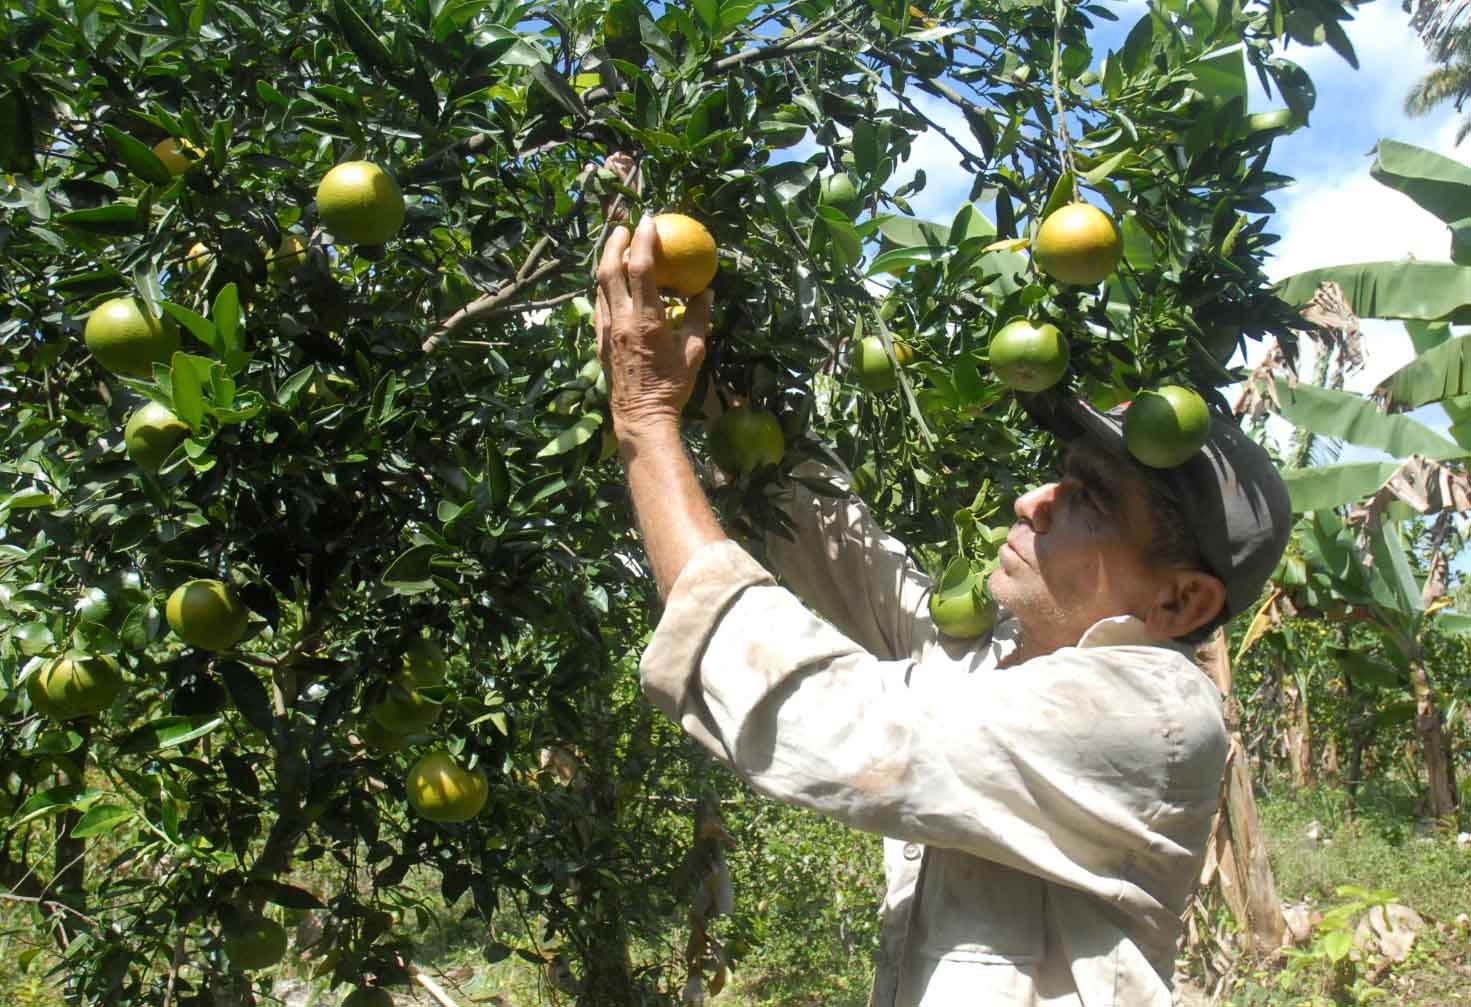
{"left": 1050, "top": 0, "right": 1081, "bottom": 203}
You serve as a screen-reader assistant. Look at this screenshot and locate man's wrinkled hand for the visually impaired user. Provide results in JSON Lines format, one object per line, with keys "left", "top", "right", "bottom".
{"left": 595, "top": 216, "right": 712, "bottom": 443}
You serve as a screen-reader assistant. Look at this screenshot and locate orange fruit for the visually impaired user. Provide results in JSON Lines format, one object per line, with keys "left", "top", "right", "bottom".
{"left": 153, "top": 138, "right": 201, "bottom": 176}
{"left": 1033, "top": 202, "right": 1122, "bottom": 285}
{"left": 83, "top": 298, "right": 181, "bottom": 378}
{"left": 929, "top": 557, "right": 998, "bottom": 639}
{"left": 406, "top": 751, "right": 489, "bottom": 823}
{"left": 166, "top": 579, "right": 249, "bottom": 652}
{"left": 1123, "top": 385, "right": 1212, "bottom": 468}
{"left": 819, "top": 173, "right": 861, "bottom": 213}
{"left": 316, "top": 161, "right": 405, "bottom": 245}
{"left": 989, "top": 319, "right": 1069, "bottom": 392}
{"left": 124, "top": 401, "right": 189, "bottom": 471}
{"left": 651, "top": 213, "right": 717, "bottom": 296}
{"left": 183, "top": 241, "right": 212, "bottom": 277}
{"left": 268, "top": 233, "right": 307, "bottom": 281}
{"left": 852, "top": 335, "right": 914, "bottom": 393}
{"left": 224, "top": 915, "right": 287, "bottom": 971}
{"left": 27, "top": 656, "right": 123, "bottom": 721}
{"left": 709, "top": 406, "right": 785, "bottom": 475}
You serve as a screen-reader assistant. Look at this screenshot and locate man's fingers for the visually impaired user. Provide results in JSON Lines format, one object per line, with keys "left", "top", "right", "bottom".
{"left": 681, "top": 289, "right": 714, "bottom": 337}
{"left": 625, "top": 216, "right": 662, "bottom": 316}
{"left": 596, "top": 225, "right": 632, "bottom": 314}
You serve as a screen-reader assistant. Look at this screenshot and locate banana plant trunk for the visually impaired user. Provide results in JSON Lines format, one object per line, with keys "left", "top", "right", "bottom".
{"left": 1283, "top": 669, "right": 1313, "bottom": 789}
{"left": 1196, "top": 631, "right": 1285, "bottom": 950}
{"left": 1408, "top": 657, "right": 1459, "bottom": 817}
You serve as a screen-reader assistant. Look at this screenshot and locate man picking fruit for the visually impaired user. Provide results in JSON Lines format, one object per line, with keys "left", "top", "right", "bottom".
{"left": 595, "top": 217, "right": 1291, "bottom": 1007}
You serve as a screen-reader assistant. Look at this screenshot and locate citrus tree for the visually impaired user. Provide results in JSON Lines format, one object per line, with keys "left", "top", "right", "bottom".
{"left": 1, "top": 0, "right": 1355, "bottom": 1001}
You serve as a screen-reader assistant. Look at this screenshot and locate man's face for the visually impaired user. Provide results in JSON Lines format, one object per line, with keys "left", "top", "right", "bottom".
{"left": 988, "top": 442, "right": 1174, "bottom": 655}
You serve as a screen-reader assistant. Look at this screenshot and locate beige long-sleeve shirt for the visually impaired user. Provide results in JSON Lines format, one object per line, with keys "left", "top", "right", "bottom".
{"left": 639, "top": 461, "right": 1228, "bottom": 1006}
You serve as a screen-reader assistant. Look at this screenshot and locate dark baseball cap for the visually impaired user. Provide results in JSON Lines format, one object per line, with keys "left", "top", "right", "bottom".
{"left": 1023, "top": 392, "right": 1293, "bottom": 619}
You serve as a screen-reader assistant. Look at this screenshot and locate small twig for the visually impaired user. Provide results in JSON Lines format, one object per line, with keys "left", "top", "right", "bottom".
{"left": 0, "top": 890, "right": 98, "bottom": 927}
{"left": 1051, "top": 0, "right": 1081, "bottom": 200}
{"left": 412, "top": 970, "right": 462, "bottom": 1007}
{"left": 423, "top": 256, "right": 568, "bottom": 352}
{"left": 162, "top": 929, "right": 185, "bottom": 1007}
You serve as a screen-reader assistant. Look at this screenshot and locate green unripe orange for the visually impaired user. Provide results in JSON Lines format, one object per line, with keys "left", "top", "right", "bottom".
{"left": 406, "top": 750, "right": 489, "bottom": 823}
{"left": 1123, "top": 386, "right": 1212, "bottom": 468}
{"left": 84, "top": 298, "right": 181, "bottom": 378}
{"left": 1033, "top": 203, "right": 1122, "bottom": 286}
{"left": 989, "top": 319, "right": 1069, "bottom": 392}
{"left": 166, "top": 579, "right": 249, "bottom": 652}
{"left": 124, "top": 401, "right": 188, "bottom": 471}
{"left": 316, "top": 161, "right": 405, "bottom": 245}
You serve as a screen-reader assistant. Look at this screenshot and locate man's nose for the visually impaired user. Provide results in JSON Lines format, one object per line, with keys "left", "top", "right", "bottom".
{"left": 1014, "top": 482, "right": 1063, "bottom": 533}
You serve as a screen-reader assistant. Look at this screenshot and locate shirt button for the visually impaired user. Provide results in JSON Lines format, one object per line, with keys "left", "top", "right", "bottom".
{"left": 902, "top": 842, "right": 922, "bottom": 861}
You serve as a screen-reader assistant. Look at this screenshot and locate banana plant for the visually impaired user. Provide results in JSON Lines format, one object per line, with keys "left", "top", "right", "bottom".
{"left": 1240, "top": 138, "right": 1471, "bottom": 817}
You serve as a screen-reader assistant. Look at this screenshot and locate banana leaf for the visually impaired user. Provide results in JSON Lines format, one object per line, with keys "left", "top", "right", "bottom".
{"left": 1276, "top": 378, "right": 1466, "bottom": 460}
{"left": 1283, "top": 461, "right": 1398, "bottom": 512}
{"left": 1375, "top": 335, "right": 1471, "bottom": 409}
{"left": 1275, "top": 261, "right": 1471, "bottom": 323}
{"left": 1369, "top": 139, "right": 1471, "bottom": 228}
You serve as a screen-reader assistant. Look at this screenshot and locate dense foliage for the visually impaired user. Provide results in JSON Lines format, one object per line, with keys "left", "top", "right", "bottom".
{"left": 1, "top": 0, "right": 1359, "bottom": 1001}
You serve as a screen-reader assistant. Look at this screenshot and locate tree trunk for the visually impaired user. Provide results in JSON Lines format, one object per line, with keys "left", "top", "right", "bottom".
{"left": 1408, "top": 659, "right": 1459, "bottom": 817}
{"left": 1283, "top": 672, "right": 1313, "bottom": 789}
{"left": 1196, "top": 631, "right": 1286, "bottom": 951}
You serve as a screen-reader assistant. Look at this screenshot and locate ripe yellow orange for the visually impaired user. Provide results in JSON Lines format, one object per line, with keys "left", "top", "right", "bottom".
{"left": 27, "top": 656, "right": 123, "bottom": 721}
{"left": 651, "top": 213, "right": 717, "bottom": 297}
{"left": 406, "top": 750, "right": 489, "bottom": 823}
{"left": 183, "top": 242, "right": 212, "bottom": 277}
{"left": 269, "top": 233, "right": 307, "bottom": 281}
{"left": 1123, "top": 385, "right": 1212, "bottom": 468}
{"left": 166, "top": 579, "right": 249, "bottom": 652}
{"left": 316, "top": 161, "right": 405, "bottom": 245}
{"left": 224, "top": 915, "right": 287, "bottom": 971}
{"left": 1033, "top": 202, "right": 1122, "bottom": 285}
{"left": 852, "top": 335, "right": 914, "bottom": 393}
{"left": 989, "top": 319, "right": 1069, "bottom": 392}
{"left": 124, "top": 401, "right": 189, "bottom": 471}
{"left": 153, "top": 138, "right": 201, "bottom": 176}
{"left": 709, "top": 406, "right": 785, "bottom": 475}
{"left": 84, "top": 298, "right": 181, "bottom": 378}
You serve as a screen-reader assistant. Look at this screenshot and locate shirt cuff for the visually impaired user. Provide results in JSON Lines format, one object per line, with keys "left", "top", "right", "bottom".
{"left": 640, "top": 539, "right": 776, "bottom": 722}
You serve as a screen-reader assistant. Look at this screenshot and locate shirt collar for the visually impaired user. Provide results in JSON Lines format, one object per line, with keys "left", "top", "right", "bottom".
{"left": 1076, "top": 614, "right": 1195, "bottom": 658}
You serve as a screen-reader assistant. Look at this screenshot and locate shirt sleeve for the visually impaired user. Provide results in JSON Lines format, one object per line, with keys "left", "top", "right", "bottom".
{"left": 757, "top": 457, "right": 938, "bottom": 662}
{"left": 640, "top": 540, "right": 1227, "bottom": 932}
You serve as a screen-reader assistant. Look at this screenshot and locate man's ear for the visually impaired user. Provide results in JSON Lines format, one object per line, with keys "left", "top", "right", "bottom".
{"left": 1143, "top": 571, "right": 1227, "bottom": 641}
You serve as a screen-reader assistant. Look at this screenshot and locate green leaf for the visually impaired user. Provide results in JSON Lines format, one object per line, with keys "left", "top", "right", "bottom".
{"left": 1040, "top": 171, "right": 1075, "bottom": 222}
{"left": 1370, "top": 139, "right": 1471, "bottom": 228}
{"left": 218, "top": 662, "right": 274, "bottom": 733}
{"left": 170, "top": 352, "right": 206, "bottom": 428}
{"left": 1367, "top": 521, "right": 1423, "bottom": 616}
{"left": 867, "top": 246, "right": 943, "bottom": 276}
{"left": 1323, "top": 927, "right": 1354, "bottom": 963}
{"left": 1433, "top": 611, "right": 1471, "bottom": 635}
{"left": 256, "top": 80, "right": 289, "bottom": 109}
{"left": 14, "top": 621, "right": 55, "bottom": 655}
{"left": 334, "top": 0, "right": 395, "bottom": 73}
{"left": 159, "top": 301, "right": 222, "bottom": 355}
{"left": 382, "top": 543, "right": 438, "bottom": 589}
{"left": 1188, "top": 45, "right": 1246, "bottom": 109}
{"left": 58, "top": 204, "right": 145, "bottom": 235}
{"left": 1282, "top": 461, "right": 1398, "bottom": 512}
{"left": 118, "top": 715, "right": 224, "bottom": 753}
{"left": 213, "top": 283, "right": 240, "bottom": 354}
{"left": 13, "top": 785, "right": 101, "bottom": 827}
{"left": 1376, "top": 335, "right": 1471, "bottom": 410}
{"left": 1275, "top": 378, "right": 1466, "bottom": 460}
{"left": 536, "top": 413, "right": 602, "bottom": 457}
{"left": 1331, "top": 648, "right": 1403, "bottom": 689}
{"left": 71, "top": 803, "right": 132, "bottom": 838}
{"left": 261, "top": 882, "right": 325, "bottom": 910}
{"left": 101, "top": 124, "right": 174, "bottom": 186}
{"left": 1403, "top": 320, "right": 1451, "bottom": 355}
{"left": 1276, "top": 261, "right": 1471, "bottom": 324}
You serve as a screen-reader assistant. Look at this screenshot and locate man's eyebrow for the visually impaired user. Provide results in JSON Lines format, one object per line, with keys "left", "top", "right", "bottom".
{"left": 1062, "top": 448, "right": 1127, "bottom": 509}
